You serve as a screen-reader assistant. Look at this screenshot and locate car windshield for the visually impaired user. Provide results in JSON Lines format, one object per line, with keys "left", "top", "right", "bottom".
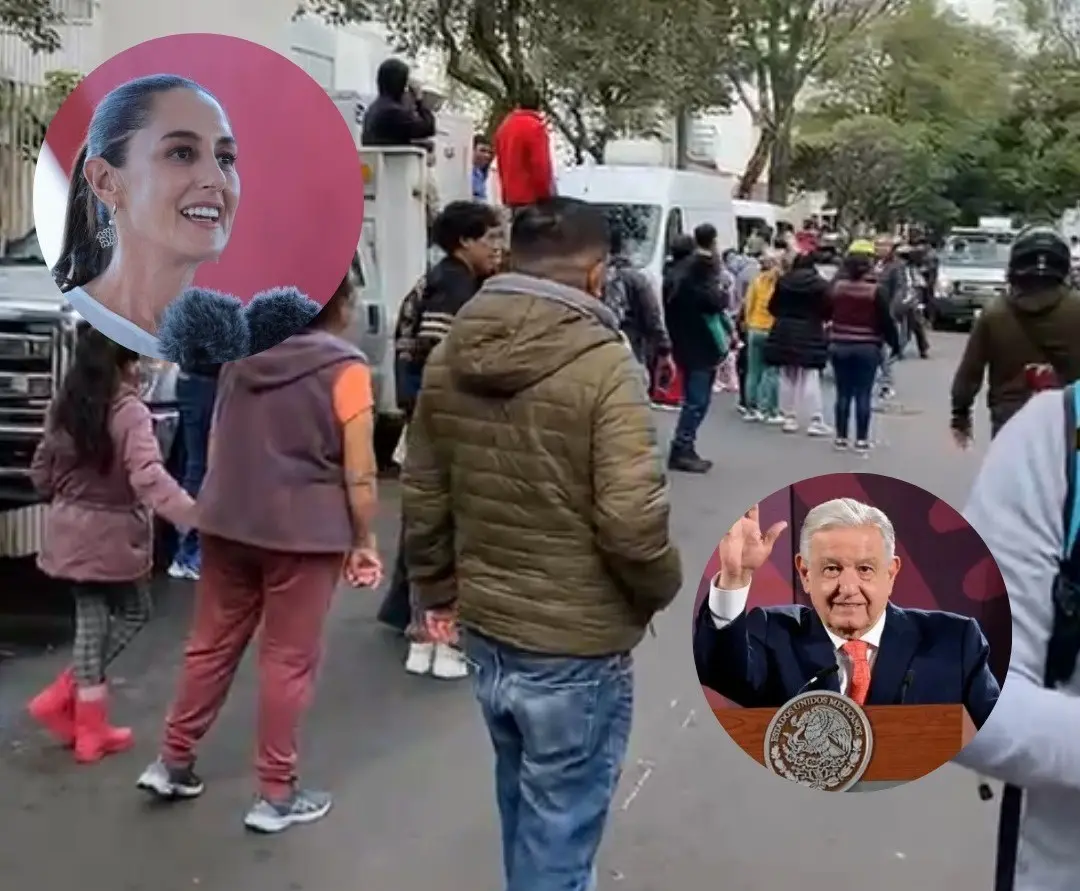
{"left": 942, "top": 233, "right": 1013, "bottom": 268}
{"left": 591, "top": 203, "right": 662, "bottom": 268}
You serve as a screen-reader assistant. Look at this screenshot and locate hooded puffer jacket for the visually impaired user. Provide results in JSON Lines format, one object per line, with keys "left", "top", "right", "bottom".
{"left": 402, "top": 272, "right": 682, "bottom": 657}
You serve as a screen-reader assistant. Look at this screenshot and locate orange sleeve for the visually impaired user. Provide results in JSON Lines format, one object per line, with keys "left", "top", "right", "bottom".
{"left": 332, "top": 362, "right": 374, "bottom": 425}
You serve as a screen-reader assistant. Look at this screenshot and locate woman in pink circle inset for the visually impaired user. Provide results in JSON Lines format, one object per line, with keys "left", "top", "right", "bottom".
{"left": 53, "top": 74, "right": 252, "bottom": 358}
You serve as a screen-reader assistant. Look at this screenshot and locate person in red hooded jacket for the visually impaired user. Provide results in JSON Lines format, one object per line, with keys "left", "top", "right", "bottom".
{"left": 493, "top": 85, "right": 556, "bottom": 209}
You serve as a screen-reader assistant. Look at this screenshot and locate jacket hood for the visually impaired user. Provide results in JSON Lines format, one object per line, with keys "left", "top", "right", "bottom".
{"left": 376, "top": 58, "right": 410, "bottom": 98}
{"left": 228, "top": 328, "right": 363, "bottom": 393}
{"left": 1007, "top": 283, "right": 1069, "bottom": 315}
{"left": 442, "top": 273, "right": 622, "bottom": 397}
{"left": 781, "top": 266, "right": 824, "bottom": 292}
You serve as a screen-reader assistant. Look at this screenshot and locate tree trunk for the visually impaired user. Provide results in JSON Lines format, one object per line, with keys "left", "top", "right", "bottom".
{"left": 485, "top": 98, "right": 514, "bottom": 137}
{"left": 767, "top": 132, "right": 791, "bottom": 205}
{"left": 766, "top": 110, "right": 794, "bottom": 205}
{"left": 737, "top": 128, "right": 773, "bottom": 199}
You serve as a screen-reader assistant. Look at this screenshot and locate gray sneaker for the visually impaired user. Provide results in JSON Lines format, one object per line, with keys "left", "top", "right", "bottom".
{"left": 136, "top": 758, "right": 205, "bottom": 799}
{"left": 243, "top": 788, "right": 333, "bottom": 833}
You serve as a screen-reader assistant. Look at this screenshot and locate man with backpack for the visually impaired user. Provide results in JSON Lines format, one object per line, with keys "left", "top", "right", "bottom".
{"left": 603, "top": 228, "right": 673, "bottom": 377}
{"left": 951, "top": 225, "right": 1080, "bottom": 445}
{"left": 958, "top": 381, "right": 1080, "bottom": 891}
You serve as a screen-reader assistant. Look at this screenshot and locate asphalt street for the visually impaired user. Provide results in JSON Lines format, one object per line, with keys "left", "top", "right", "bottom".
{"left": 0, "top": 329, "right": 1000, "bottom": 891}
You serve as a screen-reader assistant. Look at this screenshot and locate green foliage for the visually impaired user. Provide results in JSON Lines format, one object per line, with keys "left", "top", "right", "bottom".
{"left": 299, "top": 0, "right": 737, "bottom": 161}
{"left": 794, "top": 0, "right": 1080, "bottom": 230}
{"left": 0, "top": 70, "right": 82, "bottom": 162}
{"left": 727, "top": 0, "right": 900, "bottom": 202}
{"left": 0, "top": 0, "right": 64, "bottom": 52}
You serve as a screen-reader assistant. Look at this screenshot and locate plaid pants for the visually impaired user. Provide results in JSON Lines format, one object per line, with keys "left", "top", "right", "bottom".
{"left": 72, "top": 581, "right": 152, "bottom": 686}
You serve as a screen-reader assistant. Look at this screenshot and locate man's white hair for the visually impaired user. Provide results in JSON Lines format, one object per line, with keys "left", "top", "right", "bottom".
{"left": 798, "top": 497, "right": 896, "bottom": 561}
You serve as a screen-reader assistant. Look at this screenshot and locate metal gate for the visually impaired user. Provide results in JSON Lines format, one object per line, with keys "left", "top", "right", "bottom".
{"left": 0, "top": 78, "right": 43, "bottom": 256}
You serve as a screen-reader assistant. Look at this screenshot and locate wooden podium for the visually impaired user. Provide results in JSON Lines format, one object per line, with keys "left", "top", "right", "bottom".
{"left": 715, "top": 705, "right": 977, "bottom": 788}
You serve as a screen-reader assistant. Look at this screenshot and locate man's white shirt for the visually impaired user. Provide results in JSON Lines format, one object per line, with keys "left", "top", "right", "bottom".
{"left": 708, "top": 575, "right": 886, "bottom": 696}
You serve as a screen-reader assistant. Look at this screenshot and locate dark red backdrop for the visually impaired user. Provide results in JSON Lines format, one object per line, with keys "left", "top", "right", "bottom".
{"left": 694, "top": 473, "right": 1011, "bottom": 709}
{"left": 40, "top": 33, "right": 364, "bottom": 306}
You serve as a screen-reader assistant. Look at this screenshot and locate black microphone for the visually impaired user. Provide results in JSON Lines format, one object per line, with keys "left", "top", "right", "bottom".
{"left": 158, "top": 287, "right": 249, "bottom": 365}
{"left": 898, "top": 670, "right": 915, "bottom": 704}
{"left": 795, "top": 663, "right": 840, "bottom": 696}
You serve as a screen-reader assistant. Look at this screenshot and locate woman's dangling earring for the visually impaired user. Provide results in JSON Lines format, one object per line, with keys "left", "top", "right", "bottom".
{"left": 96, "top": 205, "right": 118, "bottom": 249}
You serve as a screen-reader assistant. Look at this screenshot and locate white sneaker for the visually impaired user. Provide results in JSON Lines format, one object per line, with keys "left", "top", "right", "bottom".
{"left": 781, "top": 418, "right": 799, "bottom": 433}
{"left": 744, "top": 410, "right": 763, "bottom": 422}
{"left": 807, "top": 419, "right": 831, "bottom": 437}
{"left": 765, "top": 414, "right": 786, "bottom": 426}
{"left": 432, "top": 644, "right": 469, "bottom": 680}
{"left": 167, "top": 561, "right": 197, "bottom": 581}
{"left": 404, "top": 642, "right": 434, "bottom": 675}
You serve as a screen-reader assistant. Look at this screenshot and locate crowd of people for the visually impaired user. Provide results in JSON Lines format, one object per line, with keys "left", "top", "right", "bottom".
{"left": 640, "top": 225, "right": 935, "bottom": 467}
{"left": 20, "top": 50, "right": 1080, "bottom": 889}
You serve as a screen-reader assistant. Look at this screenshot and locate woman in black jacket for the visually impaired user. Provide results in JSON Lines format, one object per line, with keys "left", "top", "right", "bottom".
{"left": 764, "top": 253, "right": 831, "bottom": 436}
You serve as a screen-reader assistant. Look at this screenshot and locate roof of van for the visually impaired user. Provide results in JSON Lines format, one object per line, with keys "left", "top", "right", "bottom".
{"left": 557, "top": 164, "right": 735, "bottom": 205}
{"left": 733, "top": 199, "right": 777, "bottom": 217}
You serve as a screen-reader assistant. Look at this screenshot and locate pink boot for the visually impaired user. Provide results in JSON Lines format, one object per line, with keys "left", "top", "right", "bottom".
{"left": 73, "top": 686, "right": 133, "bottom": 764}
{"left": 27, "top": 668, "right": 76, "bottom": 747}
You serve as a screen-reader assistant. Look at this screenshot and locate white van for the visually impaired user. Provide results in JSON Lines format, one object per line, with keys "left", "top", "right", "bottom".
{"left": 557, "top": 165, "right": 738, "bottom": 289}
{"left": 733, "top": 199, "right": 780, "bottom": 248}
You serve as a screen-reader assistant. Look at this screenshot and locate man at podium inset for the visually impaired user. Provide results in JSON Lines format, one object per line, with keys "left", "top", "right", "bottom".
{"left": 694, "top": 497, "right": 1000, "bottom": 729}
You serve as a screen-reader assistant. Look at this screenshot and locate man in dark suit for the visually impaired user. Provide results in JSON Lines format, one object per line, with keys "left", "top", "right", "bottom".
{"left": 694, "top": 498, "right": 1001, "bottom": 728}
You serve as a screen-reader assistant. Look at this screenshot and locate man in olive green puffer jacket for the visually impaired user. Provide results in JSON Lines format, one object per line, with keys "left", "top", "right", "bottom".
{"left": 402, "top": 197, "right": 682, "bottom": 891}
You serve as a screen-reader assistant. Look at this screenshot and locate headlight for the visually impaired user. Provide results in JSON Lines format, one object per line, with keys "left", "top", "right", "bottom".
{"left": 935, "top": 276, "right": 952, "bottom": 297}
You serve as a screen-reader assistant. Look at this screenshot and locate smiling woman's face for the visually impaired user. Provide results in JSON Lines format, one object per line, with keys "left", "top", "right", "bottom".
{"left": 107, "top": 88, "right": 240, "bottom": 263}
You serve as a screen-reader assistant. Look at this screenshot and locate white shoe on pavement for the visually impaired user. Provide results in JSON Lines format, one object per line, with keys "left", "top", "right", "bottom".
{"left": 765, "top": 414, "right": 786, "bottom": 426}
{"left": 807, "top": 419, "right": 831, "bottom": 437}
{"left": 167, "top": 561, "right": 197, "bottom": 581}
{"left": 404, "top": 642, "right": 435, "bottom": 675}
{"left": 432, "top": 644, "right": 469, "bottom": 680}
{"left": 781, "top": 417, "right": 799, "bottom": 433}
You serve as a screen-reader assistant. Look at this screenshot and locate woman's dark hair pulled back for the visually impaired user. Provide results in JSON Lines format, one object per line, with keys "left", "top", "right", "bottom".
{"left": 843, "top": 254, "right": 873, "bottom": 279}
{"left": 53, "top": 74, "right": 218, "bottom": 293}
{"left": 50, "top": 323, "right": 140, "bottom": 472}
{"left": 309, "top": 266, "right": 359, "bottom": 330}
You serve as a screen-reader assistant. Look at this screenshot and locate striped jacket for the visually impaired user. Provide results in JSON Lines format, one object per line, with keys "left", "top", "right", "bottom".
{"left": 412, "top": 256, "right": 480, "bottom": 371}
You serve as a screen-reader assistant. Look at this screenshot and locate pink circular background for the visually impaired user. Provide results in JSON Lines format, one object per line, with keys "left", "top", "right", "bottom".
{"left": 39, "top": 32, "right": 364, "bottom": 306}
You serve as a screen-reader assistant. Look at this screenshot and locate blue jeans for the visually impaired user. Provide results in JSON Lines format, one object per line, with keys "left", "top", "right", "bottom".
{"left": 174, "top": 372, "right": 217, "bottom": 568}
{"left": 877, "top": 344, "right": 895, "bottom": 391}
{"left": 831, "top": 342, "right": 879, "bottom": 441}
{"left": 745, "top": 330, "right": 778, "bottom": 415}
{"left": 465, "top": 632, "right": 633, "bottom": 891}
{"left": 672, "top": 366, "right": 716, "bottom": 451}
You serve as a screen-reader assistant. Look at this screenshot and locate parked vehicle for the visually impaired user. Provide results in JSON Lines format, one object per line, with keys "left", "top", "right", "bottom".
{"left": 928, "top": 226, "right": 1016, "bottom": 330}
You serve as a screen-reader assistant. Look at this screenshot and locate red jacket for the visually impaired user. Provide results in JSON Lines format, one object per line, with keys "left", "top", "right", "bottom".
{"left": 494, "top": 109, "right": 555, "bottom": 207}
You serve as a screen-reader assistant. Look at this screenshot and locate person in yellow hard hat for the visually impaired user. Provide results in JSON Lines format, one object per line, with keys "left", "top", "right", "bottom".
{"left": 826, "top": 240, "right": 901, "bottom": 452}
